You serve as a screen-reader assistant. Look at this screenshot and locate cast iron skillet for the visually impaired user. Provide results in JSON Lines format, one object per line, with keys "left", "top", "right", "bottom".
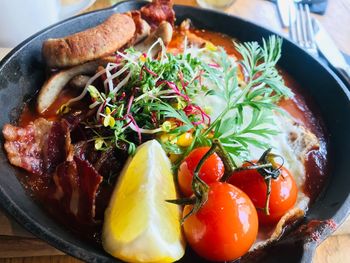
{"left": 0, "top": 1, "right": 349, "bottom": 262}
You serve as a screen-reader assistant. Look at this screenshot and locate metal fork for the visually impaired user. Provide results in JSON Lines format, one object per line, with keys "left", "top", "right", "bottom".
{"left": 289, "top": 3, "right": 318, "bottom": 57}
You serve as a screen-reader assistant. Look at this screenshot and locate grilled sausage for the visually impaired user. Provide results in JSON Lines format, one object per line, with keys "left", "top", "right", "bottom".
{"left": 42, "top": 14, "right": 136, "bottom": 68}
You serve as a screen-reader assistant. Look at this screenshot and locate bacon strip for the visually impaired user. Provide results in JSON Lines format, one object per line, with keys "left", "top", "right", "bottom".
{"left": 2, "top": 118, "right": 70, "bottom": 175}
{"left": 73, "top": 141, "right": 128, "bottom": 179}
{"left": 3, "top": 119, "right": 103, "bottom": 223}
{"left": 52, "top": 156, "right": 103, "bottom": 222}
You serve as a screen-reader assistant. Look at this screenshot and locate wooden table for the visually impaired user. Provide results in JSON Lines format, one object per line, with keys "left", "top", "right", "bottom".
{"left": 1, "top": 0, "right": 349, "bottom": 262}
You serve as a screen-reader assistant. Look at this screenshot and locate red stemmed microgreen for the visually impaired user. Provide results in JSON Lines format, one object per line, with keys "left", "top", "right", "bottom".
{"left": 59, "top": 36, "right": 292, "bottom": 160}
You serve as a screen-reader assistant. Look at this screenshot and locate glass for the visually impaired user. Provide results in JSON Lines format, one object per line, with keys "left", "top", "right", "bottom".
{"left": 0, "top": 0, "right": 95, "bottom": 47}
{"left": 196, "top": 0, "right": 236, "bottom": 10}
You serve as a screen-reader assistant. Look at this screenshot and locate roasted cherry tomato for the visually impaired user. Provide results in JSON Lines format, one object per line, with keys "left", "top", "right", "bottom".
{"left": 228, "top": 162, "right": 298, "bottom": 225}
{"left": 178, "top": 147, "right": 224, "bottom": 196}
{"left": 183, "top": 182, "right": 258, "bottom": 262}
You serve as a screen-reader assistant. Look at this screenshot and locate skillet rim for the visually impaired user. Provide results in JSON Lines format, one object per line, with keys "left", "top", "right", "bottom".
{"left": 0, "top": 1, "right": 349, "bottom": 262}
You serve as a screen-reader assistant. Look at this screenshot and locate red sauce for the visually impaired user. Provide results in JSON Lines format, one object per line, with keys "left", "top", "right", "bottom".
{"left": 278, "top": 69, "right": 329, "bottom": 202}
{"left": 15, "top": 29, "right": 329, "bottom": 245}
{"left": 19, "top": 88, "right": 80, "bottom": 126}
{"left": 176, "top": 30, "right": 329, "bottom": 203}
{"left": 18, "top": 88, "right": 109, "bottom": 245}
{"left": 191, "top": 29, "right": 241, "bottom": 57}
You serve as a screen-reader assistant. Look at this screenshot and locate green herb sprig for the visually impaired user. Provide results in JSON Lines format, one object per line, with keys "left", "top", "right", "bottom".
{"left": 62, "top": 36, "right": 292, "bottom": 164}
{"left": 199, "top": 36, "right": 292, "bottom": 161}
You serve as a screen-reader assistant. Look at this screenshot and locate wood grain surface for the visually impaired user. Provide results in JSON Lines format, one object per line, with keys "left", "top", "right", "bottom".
{"left": 1, "top": 0, "right": 350, "bottom": 262}
{"left": 163, "top": 0, "right": 350, "bottom": 54}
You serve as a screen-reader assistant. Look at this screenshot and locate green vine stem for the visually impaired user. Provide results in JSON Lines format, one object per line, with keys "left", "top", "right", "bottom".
{"left": 222, "top": 147, "right": 282, "bottom": 216}
{"left": 166, "top": 197, "right": 196, "bottom": 206}
{"left": 168, "top": 142, "right": 283, "bottom": 221}
{"left": 211, "top": 139, "right": 236, "bottom": 181}
{"left": 264, "top": 176, "right": 272, "bottom": 216}
{"left": 167, "top": 142, "right": 219, "bottom": 224}
{"left": 234, "top": 163, "right": 274, "bottom": 172}
{"left": 191, "top": 142, "right": 216, "bottom": 198}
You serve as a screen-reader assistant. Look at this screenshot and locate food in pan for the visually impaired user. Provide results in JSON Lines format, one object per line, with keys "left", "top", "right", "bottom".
{"left": 42, "top": 14, "right": 136, "bottom": 68}
{"left": 2, "top": 0, "right": 328, "bottom": 262}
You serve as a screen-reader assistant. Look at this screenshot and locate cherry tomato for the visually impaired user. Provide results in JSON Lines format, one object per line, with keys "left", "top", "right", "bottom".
{"left": 183, "top": 182, "right": 258, "bottom": 262}
{"left": 228, "top": 162, "right": 298, "bottom": 225}
{"left": 178, "top": 147, "right": 224, "bottom": 196}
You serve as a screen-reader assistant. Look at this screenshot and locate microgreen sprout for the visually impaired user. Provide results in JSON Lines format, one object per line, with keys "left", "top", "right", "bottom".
{"left": 59, "top": 35, "right": 291, "bottom": 161}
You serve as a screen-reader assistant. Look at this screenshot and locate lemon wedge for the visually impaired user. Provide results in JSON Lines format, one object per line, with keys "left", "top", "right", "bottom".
{"left": 102, "top": 140, "right": 185, "bottom": 263}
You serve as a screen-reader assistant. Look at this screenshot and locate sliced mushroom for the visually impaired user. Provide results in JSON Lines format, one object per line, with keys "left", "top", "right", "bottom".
{"left": 135, "top": 21, "right": 173, "bottom": 57}
{"left": 37, "top": 56, "right": 116, "bottom": 114}
{"left": 68, "top": 75, "right": 91, "bottom": 90}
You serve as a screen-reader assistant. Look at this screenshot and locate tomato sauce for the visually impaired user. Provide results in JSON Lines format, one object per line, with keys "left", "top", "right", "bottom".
{"left": 15, "top": 28, "right": 329, "bottom": 246}
{"left": 278, "top": 70, "right": 329, "bottom": 202}
{"left": 19, "top": 88, "right": 81, "bottom": 126}
{"left": 175, "top": 28, "right": 329, "bottom": 203}
{"left": 191, "top": 29, "right": 241, "bottom": 57}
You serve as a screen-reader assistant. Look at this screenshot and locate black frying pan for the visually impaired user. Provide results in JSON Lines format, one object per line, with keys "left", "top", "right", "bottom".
{"left": 0, "top": 1, "right": 349, "bottom": 262}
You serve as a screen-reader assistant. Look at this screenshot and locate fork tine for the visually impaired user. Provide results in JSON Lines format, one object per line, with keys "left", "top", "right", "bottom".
{"left": 295, "top": 4, "right": 304, "bottom": 47}
{"left": 289, "top": 3, "right": 297, "bottom": 41}
{"left": 299, "top": 4, "right": 309, "bottom": 48}
{"left": 289, "top": 3, "right": 319, "bottom": 57}
{"left": 305, "top": 4, "right": 317, "bottom": 49}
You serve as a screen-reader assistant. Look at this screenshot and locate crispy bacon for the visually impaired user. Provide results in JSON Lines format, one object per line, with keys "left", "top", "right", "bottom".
{"left": 3, "top": 119, "right": 103, "bottom": 223}
{"left": 43, "top": 122, "right": 72, "bottom": 173}
{"left": 62, "top": 110, "right": 87, "bottom": 131}
{"left": 73, "top": 141, "right": 128, "bottom": 220}
{"left": 127, "top": 11, "right": 151, "bottom": 44}
{"left": 74, "top": 141, "right": 128, "bottom": 179}
{"left": 52, "top": 156, "right": 103, "bottom": 223}
{"left": 130, "top": 11, "right": 144, "bottom": 35}
{"left": 140, "top": 0, "right": 175, "bottom": 29}
{"left": 2, "top": 118, "right": 70, "bottom": 175}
